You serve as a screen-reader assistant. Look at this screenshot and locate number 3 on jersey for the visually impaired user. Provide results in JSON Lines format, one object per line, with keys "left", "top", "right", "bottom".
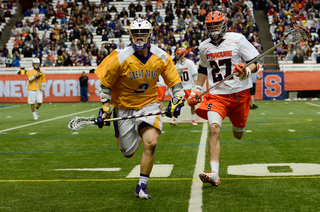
{"left": 210, "top": 59, "right": 233, "bottom": 83}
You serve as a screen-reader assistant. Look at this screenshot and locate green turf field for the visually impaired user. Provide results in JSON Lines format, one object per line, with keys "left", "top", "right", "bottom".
{"left": 0, "top": 100, "right": 319, "bottom": 211}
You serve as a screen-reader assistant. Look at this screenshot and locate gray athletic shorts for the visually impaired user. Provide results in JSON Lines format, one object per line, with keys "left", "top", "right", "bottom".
{"left": 114, "top": 102, "right": 162, "bottom": 156}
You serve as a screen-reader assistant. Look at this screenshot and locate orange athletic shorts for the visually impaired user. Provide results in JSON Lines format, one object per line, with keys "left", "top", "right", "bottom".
{"left": 184, "top": 89, "right": 191, "bottom": 100}
{"left": 195, "top": 89, "right": 251, "bottom": 128}
{"left": 157, "top": 86, "right": 166, "bottom": 101}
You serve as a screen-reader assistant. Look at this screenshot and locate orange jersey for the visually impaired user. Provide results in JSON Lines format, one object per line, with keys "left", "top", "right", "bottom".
{"left": 95, "top": 45, "right": 181, "bottom": 109}
{"left": 27, "top": 68, "right": 46, "bottom": 91}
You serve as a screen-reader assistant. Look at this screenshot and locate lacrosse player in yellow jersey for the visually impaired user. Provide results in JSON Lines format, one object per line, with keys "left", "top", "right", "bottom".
{"left": 95, "top": 18, "right": 184, "bottom": 199}
{"left": 27, "top": 58, "right": 46, "bottom": 120}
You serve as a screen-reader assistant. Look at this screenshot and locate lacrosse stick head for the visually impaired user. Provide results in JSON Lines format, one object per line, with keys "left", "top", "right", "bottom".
{"left": 284, "top": 25, "right": 309, "bottom": 45}
{"left": 68, "top": 116, "right": 96, "bottom": 131}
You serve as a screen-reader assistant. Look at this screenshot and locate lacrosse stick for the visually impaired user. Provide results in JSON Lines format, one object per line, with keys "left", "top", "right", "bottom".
{"left": 68, "top": 111, "right": 166, "bottom": 131}
{"left": 198, "top": 25, "right": 309, "bottom": 98}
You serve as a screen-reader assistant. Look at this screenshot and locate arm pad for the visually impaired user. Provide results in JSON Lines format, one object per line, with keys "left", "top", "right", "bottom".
{"left": 172, "top": 82, "right": 184, "bottom": 98}
{"left": 28, "top": 75, "right": 35, "bottom": 81}
{"left": 99, "top": 84, "right": 111, "bottom": 104}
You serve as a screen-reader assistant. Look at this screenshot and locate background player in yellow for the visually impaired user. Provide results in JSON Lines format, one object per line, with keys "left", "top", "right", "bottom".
{"left": 27, "top": 58, "right": 46, "bottom": 120}
{"left": 95, "top": 18, "right": 184, "bottom": 199}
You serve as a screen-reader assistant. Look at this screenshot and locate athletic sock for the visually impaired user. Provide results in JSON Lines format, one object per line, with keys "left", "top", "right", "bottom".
{"left": 32, "top": 111, "right": 37, "bottom": 116}
{"left": 191, "top": 114, "right": 195, "bottom": 120}
{"left": 210, "top": 160, "right": 219, "bottom": 176}
{"left": 139, "top": 173, "right": 149, "bottom": 185}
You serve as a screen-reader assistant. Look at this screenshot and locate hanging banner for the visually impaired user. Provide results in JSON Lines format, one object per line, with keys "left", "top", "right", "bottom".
{"left": 262, "top": 72, "right": 285, "bottom": 100}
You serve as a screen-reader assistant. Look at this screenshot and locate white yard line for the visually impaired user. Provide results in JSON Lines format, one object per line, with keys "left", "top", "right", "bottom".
{"left": 188, "top": 122, "right": 208, "bottom": 212}
{"left": 306, "top": 102, "right": 320, "bottom": 107}
{"left": 0, "top": 108, "right": 99, "bottom": 133}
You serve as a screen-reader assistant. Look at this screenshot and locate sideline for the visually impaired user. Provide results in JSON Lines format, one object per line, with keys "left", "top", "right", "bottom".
{"left": 0, "top": 108, "right": 99, "bottom": 133}
{"left": 306, "top": 102, "right": 320, "bottom": 107}
{"left": 188, "top": 122, "right": 208, "bottom": 212}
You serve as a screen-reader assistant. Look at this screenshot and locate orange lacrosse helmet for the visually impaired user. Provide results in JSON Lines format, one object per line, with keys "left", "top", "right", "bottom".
{"left": 175, "top": 47, "right": 187, "bottom": 58}
{"left": 205, "top": 11, "right": 227, "bottom": 40}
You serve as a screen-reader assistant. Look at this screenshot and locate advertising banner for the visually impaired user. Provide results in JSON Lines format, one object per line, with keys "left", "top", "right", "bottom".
{"left": 262, "top": 72, "right": 285, "bottom": 100}
{"left": 0, "top": 74, "right": 173, "bottom": 103}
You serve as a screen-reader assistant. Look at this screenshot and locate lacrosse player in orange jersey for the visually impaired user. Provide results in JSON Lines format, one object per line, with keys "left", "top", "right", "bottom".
{"left": 187, "top": 11, "right": 259, "bottom": 186}
{"left": 27, "top": 58, "right": 46, "bottom": 120}
{"left": 156, "top": 74, "right": 167, "bottom": 112}
{"left": 95, "top": 18, "right": 184, "bottom": 199}
{"left": 170, "top": 47, "right": 199, "bottom": 126}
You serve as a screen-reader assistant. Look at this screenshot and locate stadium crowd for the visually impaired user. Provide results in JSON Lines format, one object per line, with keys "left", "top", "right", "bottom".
{"left": 0, "top": 0, "right": 262, "bottom": 68}
{"left": 266, "top": 0, "right": 320, "bottom": 63}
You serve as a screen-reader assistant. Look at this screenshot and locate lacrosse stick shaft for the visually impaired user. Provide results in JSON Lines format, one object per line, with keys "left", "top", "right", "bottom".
{"left": 104, "top": 111, "right": 166, "bottom": 123}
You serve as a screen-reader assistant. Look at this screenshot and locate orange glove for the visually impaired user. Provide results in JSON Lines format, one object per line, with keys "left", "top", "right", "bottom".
{"left": 187, "top": 85, "right": 202, "bottom": 106}
{"left": 233, "top": 63, "right": 251, "bottom": 81}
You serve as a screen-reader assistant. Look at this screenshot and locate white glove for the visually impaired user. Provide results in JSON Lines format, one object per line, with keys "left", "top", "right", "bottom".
{"left": 39, "top": 84, "right": 45, "bottom": 92}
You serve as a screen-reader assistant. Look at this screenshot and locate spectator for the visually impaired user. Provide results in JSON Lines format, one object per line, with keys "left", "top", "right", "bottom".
{"left": 43, "top": 53, "right": 54, "bottom": 67}
{"left": 83, "top": 56, "right": 91, "bottom": 66}
{"left": 121, "top": 15, "right": 131, "bottom": 27}
{"left": 32, "top": 5, "right": 39, "bottom": 14}
{"left": 109, "top": 19, "right": 116, "bottom": 29}
{"left": 79, "top": 71, "right": 89, "bottom": 102}
{"left": 109, "top": 4, "right": 117, "bottom": 12}
{"left": 136, "top": 2, "right": 143, "bottom": 12}
{"left": 119, "top": 7, "right": 128, "bottom": 18}
{"left": 102, "top": 30, "right": 109, "bottom": 41}
{"left": 96, "top": 24, "right": 103, "bottom": 35}
{"left": 129, "top": 7, "right": 136, "bottom": 18}
{"left": 63, "top": 56, "right": 74, "bottom": 66}
{"left": 5, "top": 54, "right": 13, "bottom": 67}
{"left": 117, "top": 37, "right": 126, "bottom": 49}
{"left": 10, "top": 26, "right": 18, "bottom": 37}
{"left": 23, "top": 46, "right": 33, "bottom": 57}
{"left": 311, "top": 47, "right": 320, "bottom": 61}
{"left": 145, "top": 0, "right": 153, "bottom": 12}
{"left": 24, "top": 8, "right": 33, "bottom": 17}
{"left": 12, "top": 55, "right": 20, "bottom": 67}
{"left": 15, "top": 18, "right": 23, "bottom": 28}
{"left": 293, "top": 50, "right": 304, "bottom": 63}
{"left": 55, "top": 55, "right": 64, "bottom": 66}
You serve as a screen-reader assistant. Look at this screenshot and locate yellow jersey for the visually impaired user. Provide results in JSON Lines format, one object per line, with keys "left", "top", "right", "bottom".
{"left": 95, "top": 45, "right": 181, "bottom": 109}
{"left": 27, "top": 68, "right": 46, "bottom": 91}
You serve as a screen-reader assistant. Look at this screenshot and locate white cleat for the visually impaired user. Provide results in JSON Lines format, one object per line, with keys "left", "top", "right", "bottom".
{"left": 170, "top": 118, "right": 177, "bottom": 126}
{"left": 199, "top": 171, "right": 221, "bottom": 186}
{"left": 192, "top": 119, "right": 197, "bottom": 126}
{"left": 33, "top": 114, "right": 38, "bottom": 120}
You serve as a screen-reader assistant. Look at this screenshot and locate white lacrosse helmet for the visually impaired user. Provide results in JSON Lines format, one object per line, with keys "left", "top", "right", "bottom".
{"left": 129, "top": 18, "right": 153, "bottom": 50}
{"left": 33, "top": 57, "right": 40, "bottom": 69}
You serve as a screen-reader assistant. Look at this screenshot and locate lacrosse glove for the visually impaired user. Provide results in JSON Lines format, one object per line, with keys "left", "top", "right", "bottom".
{"left": 233, "top": 63, "right": 251, "bottom": 81}
{"left": 36, "top": 72, "right": 42, "bottom": 78}
{"left": 166, "top": 96, "right": 184, "bottom": 118}
{"left": 96, "top": 105, "right": 112, "bottom": 128}
{"left": 187, "top": 85, "right": 202, "bottom": 106}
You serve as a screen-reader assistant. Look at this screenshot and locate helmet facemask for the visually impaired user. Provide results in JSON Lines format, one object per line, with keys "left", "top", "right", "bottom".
{"left": 130, "top": 29, "right": 151, "bottom": 50}
{"left": 207, "top": 20, "right": 226, "bottom": 40}
{"left": 205, "top": 11, "right": 227, "bottom": 41}
{"left": 129, "top": 19, "right": 153, "bottom": 51}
